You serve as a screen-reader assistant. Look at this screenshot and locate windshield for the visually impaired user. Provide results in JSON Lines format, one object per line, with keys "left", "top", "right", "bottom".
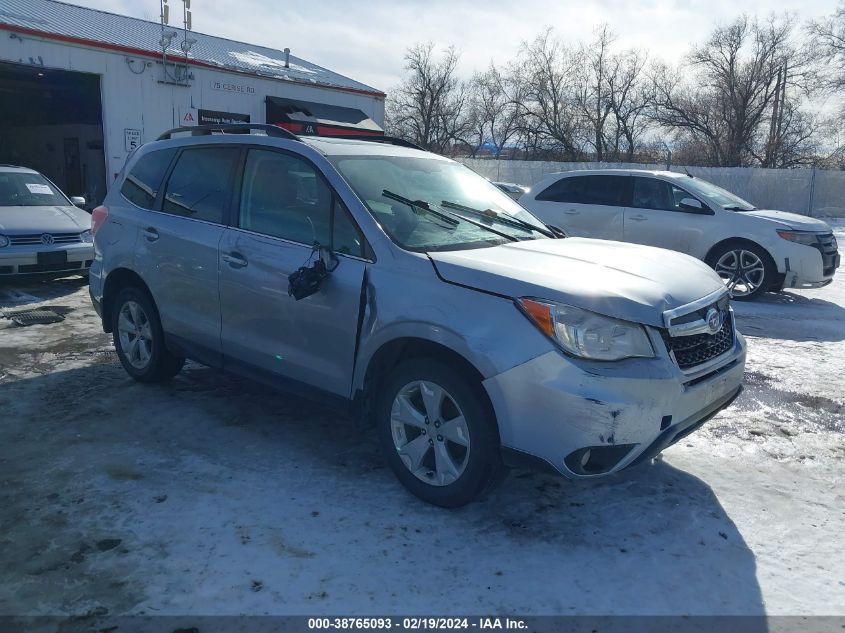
{"left": 328, "top": 155, "right": 549, "bottom": 251}
{"left": 0, "top": 172, "right": 70, "bottom": 207}
{"left": 684, "top": 177, "right": 756, "bottom": 211}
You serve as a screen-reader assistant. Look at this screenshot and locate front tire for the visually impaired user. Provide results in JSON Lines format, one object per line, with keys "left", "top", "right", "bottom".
{"left": 112, "top": 287, "right": 184, "bottom": 382}
{"left": 377, "top": 358, "right": 503, "bottom": 507}
{"left": 707, "top": 242, "right": 775, "bottom": 301}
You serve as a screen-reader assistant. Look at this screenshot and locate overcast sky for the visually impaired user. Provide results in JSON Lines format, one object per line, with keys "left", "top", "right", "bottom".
{"left": 72, "top": 0, "right": 838, "bottom": 93}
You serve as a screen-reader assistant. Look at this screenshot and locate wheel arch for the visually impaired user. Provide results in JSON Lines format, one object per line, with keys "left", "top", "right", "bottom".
{"left": 704, "top": 237, "right": 776, "bottom": 268}
{"left": 354, "top": 337, "right": 495, "bottom": 430}
{"left": 101, "top": 268, "right": 154, "bottom": 333}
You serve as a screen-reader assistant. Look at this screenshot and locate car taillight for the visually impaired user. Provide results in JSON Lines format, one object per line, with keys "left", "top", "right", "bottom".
{"left": 91, "top": 205, "right": 109, "bottom": 236}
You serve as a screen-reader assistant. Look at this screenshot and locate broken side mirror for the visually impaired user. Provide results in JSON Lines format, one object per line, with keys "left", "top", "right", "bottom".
{"left": 287, "top": 245, "right": 339, "bottom": 301}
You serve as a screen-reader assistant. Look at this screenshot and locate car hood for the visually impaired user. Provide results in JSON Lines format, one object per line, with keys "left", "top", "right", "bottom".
{"left": 741, "top": 209, "right": 831, "bottom": 231}
{"left": 0, "top": 205, "right": 91, "bottom": 234}
{"left": 428, "top": 238, "right": 726, "bottom": 328}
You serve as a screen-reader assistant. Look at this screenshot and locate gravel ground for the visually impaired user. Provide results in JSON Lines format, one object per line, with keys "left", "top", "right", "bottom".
{"left": 0, "top": 223, "right": 843, "bottom": 618}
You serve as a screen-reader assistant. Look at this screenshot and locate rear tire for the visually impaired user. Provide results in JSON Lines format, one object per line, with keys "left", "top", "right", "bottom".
{"left": 112, "top": 287, "right": 184, "bottom": 382}
{"left": 377, "top": 358, "right": 504, "bottom": 507}
{"left": 706, "top": 242, "right": 776, "bottom": 301}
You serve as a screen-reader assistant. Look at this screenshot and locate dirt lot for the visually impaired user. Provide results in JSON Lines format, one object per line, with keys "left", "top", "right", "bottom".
{"left": 1, "top": 223, "right": 843, "bottom": 618}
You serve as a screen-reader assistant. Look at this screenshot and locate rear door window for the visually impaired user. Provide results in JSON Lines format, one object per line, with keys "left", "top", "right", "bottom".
{"left": 162, "top": 147, "right": 240, "bottom": 224}
{"left": 536, "top": 175, "right": 628, "bottom": 206}
{"left": 120, "top": 148, "right": 177, "bottom": 210}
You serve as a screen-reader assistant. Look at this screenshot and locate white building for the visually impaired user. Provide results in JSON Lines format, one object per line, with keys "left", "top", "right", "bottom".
{"left": 0, "top": 0, "right": 386, "bottom": 206}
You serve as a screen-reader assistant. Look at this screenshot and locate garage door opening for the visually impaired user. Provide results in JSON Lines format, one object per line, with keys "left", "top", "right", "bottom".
{"left": 0, "top": 61, "right": 106, "bottom": 208}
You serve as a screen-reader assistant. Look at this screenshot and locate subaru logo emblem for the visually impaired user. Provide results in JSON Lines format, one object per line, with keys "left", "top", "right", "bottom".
{"left": 706, "top": 307, "right": 722, "bottom": 334}
{"left": 41, "top": 233, "right": 55, "bottom": 246}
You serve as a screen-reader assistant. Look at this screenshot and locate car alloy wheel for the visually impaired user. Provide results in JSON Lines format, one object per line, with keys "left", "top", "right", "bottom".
{"left": 117, "top": 300, "right": 153, "bottom": 369}
{"left": 390, "top": 380, "right": 471, "bottom": 487}
{"left": 714, "top": 249, "right": 766, "bottom": 298}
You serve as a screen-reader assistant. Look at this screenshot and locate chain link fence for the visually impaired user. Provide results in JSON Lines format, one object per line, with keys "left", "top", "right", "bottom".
{"left": 461, "top": 159, "right": 845, "bottom": 218}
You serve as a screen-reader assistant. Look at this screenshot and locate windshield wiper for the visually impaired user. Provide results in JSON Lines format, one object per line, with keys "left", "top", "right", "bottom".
{"left": 382, "top": 190, "right": 458, "bottom": 227}
{"left": 435, "top": 207, "right": 519, "bottom": 242}
{"left": 723, "top": 205, "right": 756, "bottom": 212}
{"left": 440, "top": 200, "right": 555, "bottom": 238}
{"left": 382, "top": 189, "right": 517, "bottom": 243}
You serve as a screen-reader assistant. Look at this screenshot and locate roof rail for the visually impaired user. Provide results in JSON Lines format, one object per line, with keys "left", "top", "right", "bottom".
{"left": 347, "top": 135, "right": 423, "bottom": 150}
{"left": 156, "top": 123, "right": 301, "bottom": 141}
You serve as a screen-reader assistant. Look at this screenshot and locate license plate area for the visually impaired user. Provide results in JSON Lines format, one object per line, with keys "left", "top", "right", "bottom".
{"left": 37, "top": 250, "right": 68, "bottom": 266}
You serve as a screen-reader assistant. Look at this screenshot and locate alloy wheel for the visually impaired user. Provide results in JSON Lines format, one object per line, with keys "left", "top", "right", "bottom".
{"left": 714, "top": 249, "right": 766, "bottom": 297}
{"left": 117, "top": 300, "right": 153, "bottom": 369}
{"left": 390, "top": 380, "right": 471, "bottom": 487}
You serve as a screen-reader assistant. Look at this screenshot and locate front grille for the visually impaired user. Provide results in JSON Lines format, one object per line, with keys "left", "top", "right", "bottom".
{"left": 9, "top": 232, "right": 82, "bottom": 246}
{"left": 663, "top": 311, "right": 734, "bottom": 370}
{"left": 815, "top": 232, "right": 837, "bottom": 255}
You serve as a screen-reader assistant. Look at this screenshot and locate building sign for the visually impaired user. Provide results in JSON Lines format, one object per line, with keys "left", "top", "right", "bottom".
{"left": 179, "top": 107, "right": 198, "bottom": 127}
{"left": 124, "top": 128, "right": 141, "bottom": 152}
{"left": 209, "top": 79, "right": 255, "bottom": 95}
{"left": 198, "top": 109, "right": 250, "bottom": 127}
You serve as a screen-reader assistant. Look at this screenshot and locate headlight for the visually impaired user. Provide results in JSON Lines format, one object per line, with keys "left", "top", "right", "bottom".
{"left": 776, "top": 230, "right": 819, "bottom": 246}
{"left": 80, "top": 229, "right": 93, "bottom": 243}
{"left": 0, "top": 235, "right": 8, "bottom": 248}
{"left": 518, "top": 298, "right": 654, "bottom": 361}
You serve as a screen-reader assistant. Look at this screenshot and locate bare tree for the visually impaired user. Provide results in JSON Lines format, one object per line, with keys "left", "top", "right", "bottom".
{"left": 572, "top": 25, "right": 617, "bottom": 161}
{"left": 807, "top": 2, "right": 845, "bottom": 97}
{"left": 385, "top": 15, "right": 832, "bottom": 167}
{"left": 385, "top": 43, "right": 469, "bottom": 154}
{"left": 607, "top": 49, "right": 653, "bottom": 161}
{"left": 652, "top": 15, "right": 800, "bottom": 167}
{"left": 750, "top": 102, "right": 821, "bottom": 168}
{"left": 516, "top": 30, "right": 582, "bottom": 160}
{"left": 465, "top": 65, "right": 525, "bottom": 158}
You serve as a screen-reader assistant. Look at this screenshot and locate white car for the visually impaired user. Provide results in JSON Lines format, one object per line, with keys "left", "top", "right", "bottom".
{"left": 520, "top": 169, "right": 839, "bottom": 300}
{"left": 0, "top": 165, "right": 93, "bottom": 277}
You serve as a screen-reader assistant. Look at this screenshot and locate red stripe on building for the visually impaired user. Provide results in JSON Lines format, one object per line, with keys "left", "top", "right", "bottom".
{"left": 0, "top": 23, "right": 386, "bottom": 99}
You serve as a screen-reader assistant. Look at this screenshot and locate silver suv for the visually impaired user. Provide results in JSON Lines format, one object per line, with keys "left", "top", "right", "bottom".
{"left": 89, "top": 125, "right": 746, "bottom": 507}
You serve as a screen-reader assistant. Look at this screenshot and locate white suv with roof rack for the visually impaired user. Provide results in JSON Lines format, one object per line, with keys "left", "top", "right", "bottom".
{"left": 520, "top": 169, "right": 839, "bottom": 300}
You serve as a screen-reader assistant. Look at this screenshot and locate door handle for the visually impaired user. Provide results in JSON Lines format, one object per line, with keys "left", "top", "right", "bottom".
{"left": 142, "top": 227, "right": 159, "bottom": 241}
{"left": 629, "top": 214, "right": 648, "bottom": 221}
{"left": 564, "top": 208, "right": 579, "bottom": 215}
{"left": 222, "top": 252, "right": 248, "bottom": 268}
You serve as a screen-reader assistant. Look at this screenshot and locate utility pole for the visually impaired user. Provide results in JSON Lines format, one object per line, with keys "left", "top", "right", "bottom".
{"left": 766, "top": 64, "right": 787, "bottom": 168}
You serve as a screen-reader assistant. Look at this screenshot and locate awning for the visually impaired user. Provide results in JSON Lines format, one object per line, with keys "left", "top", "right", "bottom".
{"left": 265, "top": 96, "right": 383, "bottom": 137}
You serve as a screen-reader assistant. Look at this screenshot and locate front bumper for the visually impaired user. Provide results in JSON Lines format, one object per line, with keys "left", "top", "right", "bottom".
{"left": 484, "top": 330, "right": 746, "bottom": 479}
{"left": 775, "top": 240, "right": 839, "bottom": 289}
{"left": 0, "top": 243, "right": 94, "bottom": 276}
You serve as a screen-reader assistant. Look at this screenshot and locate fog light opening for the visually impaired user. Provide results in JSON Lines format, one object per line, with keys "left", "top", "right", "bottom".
{"left": 565, "top": 444, "right": 637, "bottom": 476}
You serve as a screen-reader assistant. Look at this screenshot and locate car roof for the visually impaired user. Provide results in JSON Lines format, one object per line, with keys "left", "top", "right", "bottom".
{"left": 300, "top": 136, "right": 445, "bottom": 159}
{"left": 149, "top": 125, "right": 449, "bottom": 161}
{"left": 0, "top": 164, "right": 39, "bottom": 174}
{"left": 547, "top": 168, "right": 691, "bottom": 180}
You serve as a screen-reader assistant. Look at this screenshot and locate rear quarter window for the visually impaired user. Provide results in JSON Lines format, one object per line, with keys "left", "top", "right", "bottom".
{"left": 120, "top": 148, "right": 177, "bottom": 209}
{"left": 162, "top": 147, "right": 240, "bottom": 224}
